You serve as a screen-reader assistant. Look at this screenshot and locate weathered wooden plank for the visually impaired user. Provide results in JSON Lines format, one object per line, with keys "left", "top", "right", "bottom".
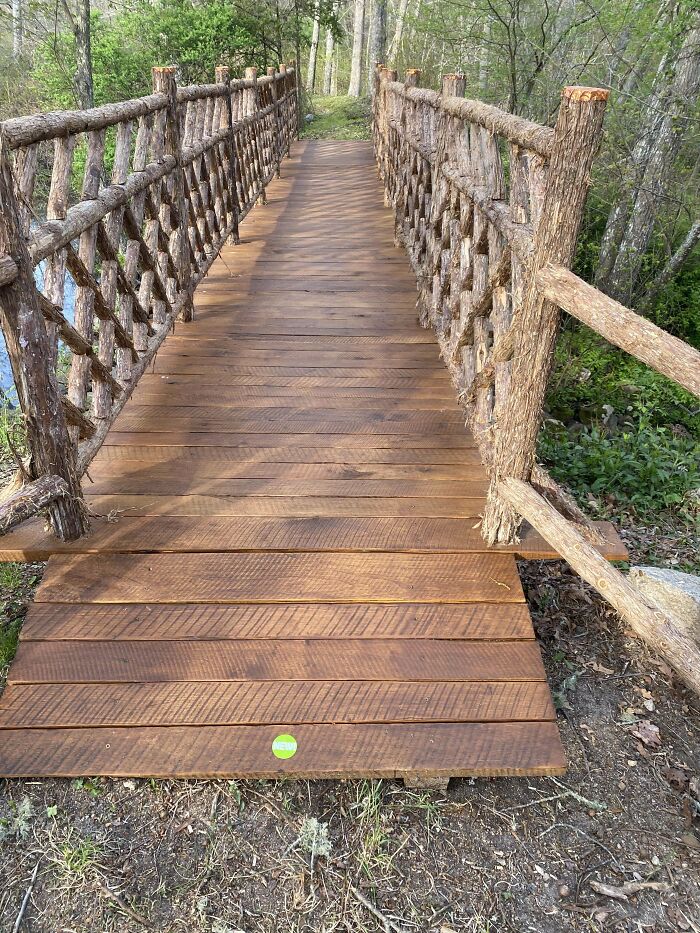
{"left": 8, "top": 639, "right": 543, "bottom": 683}
{"left": 82, "top": 494, "right": 485, "bottom": 517}
{"left": 20, "top": 602, "right": 534, "bottom": 641}
{"left": 36, "top": 552, "right": 524, "bottom": 603}
{"left": 102, "top": 431, "right": 477, "bottom": 449}
{"left": 93, "top": 444, "right": 478, "bottom": 464}
{"left": 0, "top": 721, "right": 566, "bottom": 778}
{"left": 0, "top": 516, "right": 627, "bottom": 561}
{"left": 83, "top": 477, "right": 488, "bottom": 499}
{"left": 0, "top": 681, "right": 555, "bottom": 728}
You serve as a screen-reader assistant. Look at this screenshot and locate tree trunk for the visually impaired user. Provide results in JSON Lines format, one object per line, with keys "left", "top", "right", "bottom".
{"left": 12, "top": 0, "right": 23, "bottom": 59}
{"left": 597, "top": 21, "right": 700, "bottom": 302}
{"left": 478, "top": 18, "right": 490, "bottom": 92}
{"left": 348, "top": 0, "right": 366, "bottom": 96}
{"left": 387, "top": 0, "right": 409, "bottom": 64}
{"left": 306, "top": 1, "right": 321, "bottom": 93}
{"left": 322, "top": 24, "right": 335, "bottom": 95}
{"left": 73, "top": 0, "right": 94, "bottom": 109}
{"left": 637, "top": 220, "right": 700, "bottom": 314}
{"left": 367, "top": 0, "right": 387, "bottom": 92}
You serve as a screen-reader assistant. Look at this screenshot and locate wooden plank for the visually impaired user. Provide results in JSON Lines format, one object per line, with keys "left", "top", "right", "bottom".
{"left": 102, "top": 432, "right": 477, "bottom": 449}
{"left": 0, "top": 721, "right": 566, "bottom": 778}
{"left": 8, "top": 639, "right": 544, "bottom": 684}
{"left": 0, "top": 681, "right": 555, "bottom": 728}
{"left": 113, "top": 409, "right": 467, "bottom": 436}
{"left": 35, "top": 552, "right": 524, "bottom": 604}
{"left": 0, "top": 516, "right": 627, "bottom": 561}
{"left": 82, "top": 477, "right": 488, "bottom": 498}
{"left": 85, "top": 461, "right": 483, "bottom": 482}
{"left": 93, "top": 444, "right": 479, "bottom": 465}
{"left": 129, "top": 387, "right": 460, "bottom": 409}
{"left": 83, "top": 494, "right": 485, "bottom": 518}
{"left": 20, "top": 602, "right": 534, "bottom": 641}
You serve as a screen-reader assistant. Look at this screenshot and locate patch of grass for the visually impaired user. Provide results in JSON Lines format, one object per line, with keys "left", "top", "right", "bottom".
{"left": 0, "top": 389, "right": 26, "bottom": 463}
{"left": 300, "top": 95, "right": 371, "bottom": 140}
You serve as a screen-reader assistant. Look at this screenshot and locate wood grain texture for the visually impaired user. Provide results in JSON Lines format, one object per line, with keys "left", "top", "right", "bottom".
{"left": 0, "top": 721, "right": 566, "bottom": 778}
{"left": 35, "top": 552, "right": 524, "bottom": 603}
{"left": 20, "top": 602, "right": 534, "bottom": 641}
{"left": 0, "top": 516, "right": 627, "bottom": 560}
{"left": 0, "top": 681, "right": 555, "bottom": 728}
{"left": 8, "top": 639, "right": 544, "bottom": 683}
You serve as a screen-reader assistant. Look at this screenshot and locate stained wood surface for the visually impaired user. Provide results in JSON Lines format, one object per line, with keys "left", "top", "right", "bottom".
{"left": 0, "top": 140, "right": 573, "bottom": 779}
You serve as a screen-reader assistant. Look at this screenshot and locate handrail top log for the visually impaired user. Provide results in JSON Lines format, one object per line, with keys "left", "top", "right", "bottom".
{"left": 440, "top": 96, "right": 555, "bottom": 158}
{"left": 382, "top": 75, "right": 555, "bottom": 157}
{"left": 1, "top": 63, "right": 296, "bottom": 148}
{"left": 1, "top": 93, "right": 168, "bottom": 149}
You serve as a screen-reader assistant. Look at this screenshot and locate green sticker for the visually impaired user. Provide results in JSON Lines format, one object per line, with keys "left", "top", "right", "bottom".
{"left": 272, "top": 734, "right": 297, "bottom": 760}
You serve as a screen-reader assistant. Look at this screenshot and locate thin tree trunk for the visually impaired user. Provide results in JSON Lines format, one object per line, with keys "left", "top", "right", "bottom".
{"left": 387, "top": 0, "right": 409, "bottom": 64}
{"left": 12, "top": 0, "right": 23, "bottom": 59}
{"left": 331, "top": 47, "right": 338, "bottom": 95}
{"left": 348, "top": 0, "right": 366, "bottom": 96}
{"left": 367, "top": 0, "right": 387, "bottom": 91}
{"left": 478, "top": 17, "right": 490, "bottom": 91}
{"left": 71, "top": 0, "right": 94, "bottom": 108}
{"left": 306, "top": 1, "right": 321, "bottom": 92}
{"left": 637, "top": 220, "right": 700, "bottom": 313}
{"left": 323, "top": 23, "right": 335, "bottom": 95}
{"left": 597, "top": 21, "right": 700, "bottom": 301}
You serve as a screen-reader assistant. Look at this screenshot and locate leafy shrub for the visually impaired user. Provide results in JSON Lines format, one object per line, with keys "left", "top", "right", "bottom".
{"left": 540, "top": 420, "right": 700, "bottom": 517}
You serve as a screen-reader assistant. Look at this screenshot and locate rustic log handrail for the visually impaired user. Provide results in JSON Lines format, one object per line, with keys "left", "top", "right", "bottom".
{"left": 374, "top": 64, "right": 700, "bottom": 691}
{"left": 0, "top": 63, "right": 299, "bottom": 539}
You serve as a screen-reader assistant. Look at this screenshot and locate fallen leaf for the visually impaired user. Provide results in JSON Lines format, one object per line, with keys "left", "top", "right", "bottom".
{"left": 630, "top": 720, "right": 661, "bottom": 748}
{"left": 662, "top": 767, "right": 689, "bottom": 791}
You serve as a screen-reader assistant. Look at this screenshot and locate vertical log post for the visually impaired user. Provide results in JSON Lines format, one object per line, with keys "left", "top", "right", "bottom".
{"left": 215, "top": 65, "right": 241, "bottom": 245}
{"left": 482, "top": 86, "right": 609, "bottom": 545}
{"left": 0, "top": 137, "right": 88, "bottom": 540}
{"left": 152, "top": 66, "right": 194, "bottom": 321}
{"left": 245, "top": 66, "right": 266, "bottom": 206}
{"left": 267, "top": 66, "right": 282, "bottom": 177}
{"left": 278, "top": 64, "right": 291, "bottom": 158}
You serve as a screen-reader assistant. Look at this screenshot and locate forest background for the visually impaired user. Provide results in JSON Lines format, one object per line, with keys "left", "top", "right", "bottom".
{"left": 0, "top": 0, "right": 698, "bottom": 537}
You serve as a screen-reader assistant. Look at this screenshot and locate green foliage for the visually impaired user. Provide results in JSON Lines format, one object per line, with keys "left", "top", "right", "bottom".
{"left": 541, "top": 327, "right": 700, "bottom": 518}
{"left": 301, "top": 95, "right": 371, "bottom": 140}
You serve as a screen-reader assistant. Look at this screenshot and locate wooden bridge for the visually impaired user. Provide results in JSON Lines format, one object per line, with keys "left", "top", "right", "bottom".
{"left": 0, "top": 65, "right": 698, "bottom": 780}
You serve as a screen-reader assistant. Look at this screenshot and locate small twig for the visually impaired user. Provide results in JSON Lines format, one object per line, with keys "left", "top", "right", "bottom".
{"left": 12, "top": 862, "right": 39, "bottom": 933}
{"left": 549, "top": 777, "right": 607, "bottom": 811}
{"left": 350, "top": 885, "right": 407, "bottom": 933}
{"left": 97, "top": 881, "right": 153, "bottom": 928}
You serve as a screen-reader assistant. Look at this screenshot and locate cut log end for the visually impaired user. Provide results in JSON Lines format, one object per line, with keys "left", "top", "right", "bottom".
{"left": 563, "top": 86, "right": 610, "bottom": 102}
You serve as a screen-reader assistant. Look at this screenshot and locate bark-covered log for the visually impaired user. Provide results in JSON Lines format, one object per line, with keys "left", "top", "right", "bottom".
{"left": 499, "top": 477, "right": 700, "bottom": 695}
{"left": 29, "top": 156, "right": 176, "bottom": 264}
{"left": 0, "top": 255, "right": 18, "bottom": 286}
{"left": 0, "top": 475, "right": 70, "bottom": 535}
{"left": 0, "top": 137, "right": 88, "bottom": 540}
{"left": 482, "top": 87, "right": 609, "bottom": 545}
{"left": 2, "top": 94, "right": 167, "bottom": 149}
{"left": 440, "top": 97, "right": 555, "bottom": 158}
{"left": 537, "top": 262, "right": 700, "bottom": 398}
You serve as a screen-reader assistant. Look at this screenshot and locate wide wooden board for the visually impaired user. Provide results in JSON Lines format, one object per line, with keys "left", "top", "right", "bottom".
{"left": 0, "top": 681, "right": 555, "bottom": 728}
{"left": 0, "top": 722, "right": 566, "bottom": 778}
{"left": 35, "top": 552, "right": 524, "bottom": 603}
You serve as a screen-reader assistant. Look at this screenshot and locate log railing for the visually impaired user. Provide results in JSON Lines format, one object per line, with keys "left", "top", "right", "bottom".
{"left": 0, "top": 63, "right": 299, "bottom": 539}
{"left": 374, "top": 65, "right": 700, "bottom": 693}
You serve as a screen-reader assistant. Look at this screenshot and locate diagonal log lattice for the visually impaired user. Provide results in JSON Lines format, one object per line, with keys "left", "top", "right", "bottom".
{"left": 0, "top": 64, "right": 299, "bottom": 539}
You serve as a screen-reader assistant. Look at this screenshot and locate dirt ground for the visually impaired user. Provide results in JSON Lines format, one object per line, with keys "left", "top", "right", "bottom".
{"left": 0, "top": 516, "right": 699, "bottom": 933}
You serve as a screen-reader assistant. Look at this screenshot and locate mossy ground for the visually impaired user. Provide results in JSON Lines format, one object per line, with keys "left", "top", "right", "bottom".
{"left": 300, "top": 95, "right": 372, "bottom": 140}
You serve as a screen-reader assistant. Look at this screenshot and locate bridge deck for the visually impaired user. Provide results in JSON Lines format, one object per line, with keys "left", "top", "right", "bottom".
{"left": 0, "top": 141, "right": 625, "bottom": 779}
